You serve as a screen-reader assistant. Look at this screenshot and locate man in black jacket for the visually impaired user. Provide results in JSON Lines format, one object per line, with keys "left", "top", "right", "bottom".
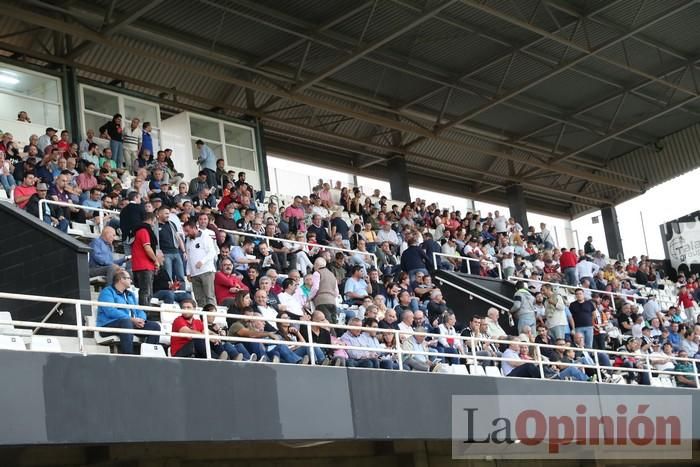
{"left": 119, "top": 191, "right": 145, "bottom": 271}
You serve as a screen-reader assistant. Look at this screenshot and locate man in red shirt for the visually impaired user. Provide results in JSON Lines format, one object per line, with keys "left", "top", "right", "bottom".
{"left": 559, "top": 247, "right": 578, "bottom": 286}
{"left": 677, "top": 285, "right": 696, "bottom": 310}
{"left": 170, "top": 299, "right": 232, "bottom": 359}
{"left": 13, "top": 172, "right": 37, "bottom": 209}
{"left": 131, "top": 212, "right": 160, "bottom": 317}
{"left": 214, "top": 258, "right": 249, "bottom": 306}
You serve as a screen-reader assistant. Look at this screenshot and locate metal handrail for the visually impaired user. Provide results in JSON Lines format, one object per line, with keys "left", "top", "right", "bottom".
{"left": 0, "top": 290, "right": 697, "bottom": 388}
{"left": 39, "top": 199, "right": 120, "bottom": 232}
{"left": 219, "top": 228, "right": 378, "bottom": 268}
{"left": 507, "top": 275, "right": 655, "bottom": 311}
{"left": 432, "top": 251, "right": 502, "bottom": 279}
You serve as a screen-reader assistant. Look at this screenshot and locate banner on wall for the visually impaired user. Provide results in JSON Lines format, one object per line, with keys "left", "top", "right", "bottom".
{"left": 660, "top": 210, "right": 700, "bottom": 269}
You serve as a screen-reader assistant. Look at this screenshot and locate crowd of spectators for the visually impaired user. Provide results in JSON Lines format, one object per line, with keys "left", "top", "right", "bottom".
{"left": 2, "top": 112, "right": 699, "bottom": 385}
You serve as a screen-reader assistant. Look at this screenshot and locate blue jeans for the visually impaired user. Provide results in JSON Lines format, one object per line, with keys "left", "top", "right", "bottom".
{"left": 267, "top": 343, "right": 302, "bottom": 363}
{"left": 517, "top": 315, "right": 536, "bottom": 334}
{"left": 436, "top": 345, "right": 460, "bottom": 365}
{"left": 213, "top": 342, "right": 250, "bottom": 360}
{"left": 549, "top": 325, "right": 566, "bottom": 340}
{"left": 346, "top": 358, "right": 379, "bottom": 368}
{"left": 559, "top": 366, "right": 588, "bottom": 381}
{"left": 0, "top": 174, "right": 16, "bottom": 195}
{"left": 380, "top": 358, "right": 399, "bottom": 370}
{"left": 294, "top": 345, "right": 325, "bottom": 363}
{"left": 576, "top": 326, "right": 594, "bottom": 349}
{"left": 102, "top": 318, "right": 160, "bottom": 354}
{"left": 110, "top": 140, "right": 124, "bottom": 169}
{"left": 153, "top": 289, "right": 192, "bottom": 304}
{"left": 563, "top": 267, "right": 577, "bottom": 286}
{"left": 43, "top": 214, "right": 69, "bottom": 233}
{"left": 163, "top": 252, "right": 185, "bottom": 281}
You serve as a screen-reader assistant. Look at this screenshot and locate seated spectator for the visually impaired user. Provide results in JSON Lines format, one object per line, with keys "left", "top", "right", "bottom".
{"left": 401, "top": 326, "right": 442, "bottom": 372}
{"left": 501, "top": 338, "right": 541, "bottom": 378}
{"left": 614, "top": 338, "right": 651, "bottom": 385}
{"left": 674, "top": 350, "right": 697, "bottom": 388}
{"left": 548, "top": 339, "right": 589, "bottom": 381}
{"left": 278, "top": 277, "right": 307, "bottom": 320}
{"left": 96, "top": 270, "right": 161, "bottom": 354}
{"left": 276, "top": 312, "right": 324, "bottom": 364}
{"left": 344, "top": 265, "right": 371, "bottom": 305}
{"left": 89, "top": 227, "right": 126, "bottom": 284}
{"left": 171, "top": 300, "right": 245, "bottom": 360}
{"left": 152, "top": 266, "right": 192, "bottom": 305}
{"left": 340, "top": 317, "right": 381, "bottom": 368}
{"left": 484, "top": 307, "right": 507, "bottom": 338}
{"left": 214, "top": 258, "right": 250, "bottom": 306}
{"left": 437, "top": 310, "right": 464, "bottom": 365}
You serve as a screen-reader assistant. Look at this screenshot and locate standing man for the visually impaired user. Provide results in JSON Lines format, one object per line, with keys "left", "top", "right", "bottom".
{"left": 584, "top": 236, "right": 595, "bottom": 256}
{"left": 569, "top": 288, "right": 596, "bottom": 349}
{"left": 510, "top": 281, "right": 536, "bottom": 334}
{"left": 122, "top": 117, "right": 142, "bottom": 173}
{"left": 99, "top": 113, "right": 124, "bottom": 169}
{"left": 541, "top": 284, "right": 567, "bottom": 340}
{"left": 156, "top": 206, "right": 186, "bottom": 282}
{"left": 559, "top": 247, "right": 578, "bottom": 286}
{"left": 195, "top": 140, "right": 217, "bottom": 189}
{"left": 131, "top": 212, "right": 159, "bottom": 315}
{"left": 184, "top": 220, "right": 217, "bottom": 307}
{"left": 310, "top": 257, "right": 339, "bottom": 323}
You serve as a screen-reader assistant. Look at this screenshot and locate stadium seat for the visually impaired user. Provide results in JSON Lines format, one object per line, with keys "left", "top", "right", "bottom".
{"left": 469, "top": 365, "right": 486, "bottom": 376}
{"left": 30, "top": 335, "right": 62, "bottom": 352}
{"left": 0, "top": 190, "right": 9, "bottom": 202}
{"left": 0, "top": 311, "right": 32, "bottom": 338}
{"left": 140, "top": 344, "right": 166, "bottom": 358}
{"left": 451, "top": 365, "right": 469, "bottom": 375}
{"left": 88, "top": 315, "right": 120, "bottom": 348}
{"left": 67, "top": 222, "right": 98, "bottom": 239}
{"left": 484, "top": 366, "right": 503, "bottom": 377}
{"left": 0, "top": 335, "right": 26, "bottom": 351}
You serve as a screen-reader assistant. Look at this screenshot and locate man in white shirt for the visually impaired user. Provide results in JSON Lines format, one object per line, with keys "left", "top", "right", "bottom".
{"left": 575, "top": 257, "right": 600, "bottom": 284}
{"left": 377, "top": 222, "right": 399, "bottom": 248}
{"left": 184, "top": 220, "right": 218, "bottom": 307}
{"left": 278, "top": 277, "right": 306, "bottom": 320}
{"left": 122, "top": 117, "right": 142, "bottom": 173}
{"left": 485, "top": 307, "right": 507, "bottom": 338}
{"left": 493, "top": 210, "right": 508, "bottom": 234}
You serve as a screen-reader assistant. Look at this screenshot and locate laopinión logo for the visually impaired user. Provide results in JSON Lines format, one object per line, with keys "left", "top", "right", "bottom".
{"left": 452, "top": 395, "right": 692, "bottom": 459}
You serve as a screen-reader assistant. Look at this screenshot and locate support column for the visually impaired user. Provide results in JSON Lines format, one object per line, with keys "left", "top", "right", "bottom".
{"left": 387, "top": 157, "right": 411, "bottom": 203}
{"left": 61, "top": 65, "right": 80, "bottom": 137}
{"left": 505, "top": 184, "right": 529, "bottom": 232}
{"left": 601, "top": 205, "right": 624, "bottom": 260}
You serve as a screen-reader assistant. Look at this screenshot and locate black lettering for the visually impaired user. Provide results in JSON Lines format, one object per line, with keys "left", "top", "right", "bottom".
{"left": 491, "top": 417, "right": 515, "bottom": 444}
{"left": 462, "top": 408, "right": 490, "bottom": 444}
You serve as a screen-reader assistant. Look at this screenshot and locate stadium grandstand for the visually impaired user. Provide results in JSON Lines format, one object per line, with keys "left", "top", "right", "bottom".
{"left": 0, "top": 0, "right": 700, "bottom": 465}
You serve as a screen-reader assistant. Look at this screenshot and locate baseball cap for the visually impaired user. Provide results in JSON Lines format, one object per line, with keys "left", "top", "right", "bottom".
{"left": 149, "top": 181, "right": 161, "bottom": 191}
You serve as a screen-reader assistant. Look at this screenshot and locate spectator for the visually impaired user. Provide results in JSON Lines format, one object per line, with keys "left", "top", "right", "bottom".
{"left": 25, "top": 182, "right": 68, "bottom": 232}
{"left": 569, "top": 288, "right": 596, "bottom": 349}
{"left": 276, "top": 312, "right": 323, "bottom": 364}
{"left": 484, "top": 307, "right": 507, "bottom": 338}
{"left": 13, "top": 172, "right": 37, "bottom": 209}
{"left": 541, "top": 284, "right": 567, "bottom": 340}
{"left": 96, "top": 270, "right": 161, "bottom": 354}
{"left": 131, "top": 212, "right": 159, "bottom": 313}
{"left": 89, "top": 226, "right": 126, "bottom": 284}
{"left": 122, "top": 117, "right": 142, "bottom": 171}
{"left": 400, "top": 236, "right": 431, "bottom": 282}
{"left": 501, "top": 338, "right": 540, "bottom": 378}
{"left": 340, "top": 317, "right": 380, "bottom": 368}
{"left": 510, "top": 281, "right": 536, "bottom": 334}
{"left": 559, "top": 248, "right": 578, "bottom": 285}
{"left": 184, "top": 220, "right": 218, "bottom": 307}
{"left": 99, "top": 113, "right": 124, "bottom": 169}
{"left": 401, "top": 326, "right": 442, "bottom": 372}
{"left": 310, "top": 257, "right": 339, "bottom": 323}
{"left": 214, "top": 258, "right": 249, "bottom": 306}
{"left": 37, "top": 127, "right": 56, "bottom": 153}
{"left": 437, "top": 310, "right": 463, "bottom": 364}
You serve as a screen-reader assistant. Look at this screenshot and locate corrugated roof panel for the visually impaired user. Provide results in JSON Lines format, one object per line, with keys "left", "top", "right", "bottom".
{"left": 641, "top": 3, "right": 700, "bottom": 55}
{"left": 601, "top": 0, "right": 692, "bottom": 29}
{"left": 524, "top": 69, "right": 619, "bottom": 111}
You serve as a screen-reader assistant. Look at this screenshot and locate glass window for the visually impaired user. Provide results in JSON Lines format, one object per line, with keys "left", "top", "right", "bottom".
{"left": 223, "top": 124, "right": 253, "bottom": 148}
{"left": 124, "top": 97, "right": 158, "bottom": 124}
{"left": 83, "top": 88, "right": 118, "bottom": 116}
{"left": 0, "top": 67, "right": 59, "bottom": 102}
{"left": 190, "top": 116, "right": 220, "bottom": 141}
{"left": 191, "top": 139, "right": 223, "bottom": 161}
{"left": 84, "top": 112, "right": 112, "bottom": 135}
{"left": 0, "top": 94, "right": 61, "bottom": 128}
{"left": 226, "top": 146, "right": 256, "bottom": 171}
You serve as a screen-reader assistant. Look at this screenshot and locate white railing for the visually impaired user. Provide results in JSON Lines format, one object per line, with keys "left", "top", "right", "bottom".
{"left": 219, "top": 228, "right": 378, "bottom": 269}
{"left": 432, "top": 251, "right": 503, "bottom": 279}
{"left": 0, "top": 290, "right": 697, "bottom": 388}
{"left": 507, "top": 276, "right": 652, "bottom": 312}
{"left": 39, "top": 199, "right": 120, "bottom": 232}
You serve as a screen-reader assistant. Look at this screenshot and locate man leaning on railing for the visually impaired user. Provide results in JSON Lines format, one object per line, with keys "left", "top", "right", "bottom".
{"left": 96, "top": 270, "right": 161, "bottom": 355}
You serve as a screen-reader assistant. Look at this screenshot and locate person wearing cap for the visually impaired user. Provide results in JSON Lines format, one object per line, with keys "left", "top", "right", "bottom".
{"left": 24, "top": 181, "right": 69, "bottom": 232}
{"left": 37, "top": 127, "right": 56, "bottom": 153}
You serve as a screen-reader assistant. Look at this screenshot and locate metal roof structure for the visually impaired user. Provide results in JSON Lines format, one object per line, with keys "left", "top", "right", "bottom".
{"left": 1, "top": 0, "right": 700, "bottom": 217}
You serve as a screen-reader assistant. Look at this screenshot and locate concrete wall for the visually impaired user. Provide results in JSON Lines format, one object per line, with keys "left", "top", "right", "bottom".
{"left": 0, "top": 203, "right": 91, "bottom": 332}
{"left": 1, "top": 349, "right": 699, "bottom": 447}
